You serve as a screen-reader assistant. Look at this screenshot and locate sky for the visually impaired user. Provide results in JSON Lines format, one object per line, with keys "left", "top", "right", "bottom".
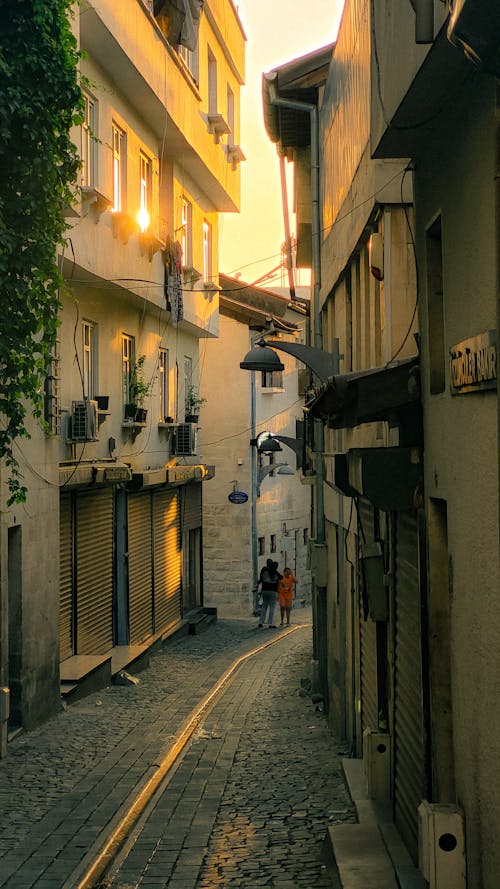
{"left": 218, "top": 0, "right": 345, "bottom": 287}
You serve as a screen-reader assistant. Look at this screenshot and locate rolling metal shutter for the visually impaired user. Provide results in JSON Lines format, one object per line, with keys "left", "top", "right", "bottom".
{"left": 76, "top": 489, "right": 114, "bottom": 655}
{"left": 358, "top": 498, "right": 379, "bottom": 733}
{"left": 182, "top": 482, "right": 202, "bottom": 530}
{"left": 59, "top": 493, "right": 74, "bottom": 662}
{"left": 153, "top": 489, "right": 181, "bottom": 632}
{"left": 394, "top": 511, "right": 427, "bottom": 863}
{"left": 128, "top": 492, "right": 154, "bottom": 644}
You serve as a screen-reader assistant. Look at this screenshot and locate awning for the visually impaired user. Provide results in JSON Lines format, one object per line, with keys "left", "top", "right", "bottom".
{"left": 334, "top": 447, "right": 423, "bottom": 512}
{"left": 306, "top": 356, "right": 421, "bottom": 439}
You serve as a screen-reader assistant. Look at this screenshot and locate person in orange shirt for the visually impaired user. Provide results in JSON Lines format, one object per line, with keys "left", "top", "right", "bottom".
{"left": 277, "top": 567, "right": 296, "bottom": 627}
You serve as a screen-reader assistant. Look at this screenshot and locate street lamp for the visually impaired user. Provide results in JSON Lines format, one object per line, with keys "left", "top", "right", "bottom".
{"left": 240, "top": 338, "right": 339, "bottom": 383}
{"left": 257, "top": 462, "right": 293, "bottom": 496}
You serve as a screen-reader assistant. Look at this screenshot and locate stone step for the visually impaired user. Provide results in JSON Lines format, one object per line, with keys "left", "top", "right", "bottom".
{"left": 324, "top": 822, "right": 398, "bottom": 889}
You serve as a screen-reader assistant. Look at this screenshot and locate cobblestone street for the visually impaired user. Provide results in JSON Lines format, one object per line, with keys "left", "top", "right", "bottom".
{"left": 0, "top": 613, "right": 356, "bottom": 888}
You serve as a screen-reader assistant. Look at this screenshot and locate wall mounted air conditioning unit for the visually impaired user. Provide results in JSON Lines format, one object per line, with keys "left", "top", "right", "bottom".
{"left": 363, "top": 729, "right": 391, "bottom": 800}
{"left": 418, "top": 801, "right": 466, "bottom": 889}
{"left": 173, "top": 423, "right": 197, "bottom": 456}
{"left": 69, "top": 400, "right": 98, "bottom": 442}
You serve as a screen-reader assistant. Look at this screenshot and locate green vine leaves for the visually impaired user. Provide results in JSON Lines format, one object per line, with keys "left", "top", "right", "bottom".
{"left": 0, "top": 1, "right": 84, "bottom": 504}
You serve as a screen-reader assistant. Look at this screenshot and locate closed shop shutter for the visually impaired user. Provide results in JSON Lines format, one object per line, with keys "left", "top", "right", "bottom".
{"left": 394, "top": 511, "right": 427, "bottom": 863}
{"left": 76, "top": 489, "right": 114, "bottom": 654}
{"left": 59, "top": 493, "right": 74, "bottom": 662}
{"left": 358, "top": 498, "right": 378, "bottom": 733}
{"left": 153, "top": 489, "right": 181, "bottom": 632}
{"left": 182, "top": 482, "right": 202, "bottom": 530}
{"left": 128, "top": 492, "right": 154, "bottom": 644}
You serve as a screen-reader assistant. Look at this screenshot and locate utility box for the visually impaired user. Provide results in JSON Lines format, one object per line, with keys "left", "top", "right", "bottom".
{"left": 418, "top": 801, "right": 466, "bottom": 889}
{"left": 308, "top": 541, "right": 328, "bottom": 587}
{"left": 363, "top": 729, "right": 391, "bottom": 800}
{"left": 0, "top": 687, "right": 10, "bottom": 721}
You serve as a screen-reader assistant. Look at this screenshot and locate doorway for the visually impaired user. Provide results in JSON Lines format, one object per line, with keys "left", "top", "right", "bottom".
{"left": 8, "top": 525, "right": 22, "bottom": 729}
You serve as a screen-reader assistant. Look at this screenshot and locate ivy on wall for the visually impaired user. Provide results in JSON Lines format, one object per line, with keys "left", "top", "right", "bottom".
{"left": 0, "top": 0, "right": 83, "bottom": 504}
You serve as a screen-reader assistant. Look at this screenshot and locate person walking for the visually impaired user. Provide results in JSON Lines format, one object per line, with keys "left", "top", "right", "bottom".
{"left": 278, "top": 567, "right": 296, "bottom": 626}
{"left": 257, "top": 559, "right": 281, "bottom": 628}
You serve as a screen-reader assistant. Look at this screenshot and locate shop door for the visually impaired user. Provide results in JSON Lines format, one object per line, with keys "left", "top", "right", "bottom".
{"left": 393, "top": 510, "right": 427, "bottom": 862}
{"left": 59, "top": 493, "right": 74, "bottom": 661}
{"left": 128, "top": 492, "right": 154, "bottom": 644}
{"left": 358, "top": 498, "right": 379, "bottom": 733}
{"left": 153, "top": 489, "right": 181, "bottom": 632}
{"left": 76, "top": 489, "right": 114, "bottom": 654}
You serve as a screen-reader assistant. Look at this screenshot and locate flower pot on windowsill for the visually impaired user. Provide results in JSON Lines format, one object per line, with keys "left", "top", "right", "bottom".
{"left": 95, "top": 395, "right": 109, "bottom": 411}
{"left": 135, "top": 407, "right": 148, "bottom": 423}
{"left": 185, "top": 414, "right": 199, "bottom": 424}
{"left": 164, "top": 416, "right": 175, "bottom": 424}
{"left": 124, "top": 403, "right": 137, "bottom": 420}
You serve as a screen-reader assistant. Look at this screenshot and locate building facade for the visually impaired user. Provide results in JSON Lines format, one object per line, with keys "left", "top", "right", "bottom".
{"left": 0, "top": 0, "right": 245, "bottom": 742}
{"left": 201, "top": 276, "right": 311, "bottom": 615}
{"left": 263, "top": 2, "right": 500, "bottom": 886}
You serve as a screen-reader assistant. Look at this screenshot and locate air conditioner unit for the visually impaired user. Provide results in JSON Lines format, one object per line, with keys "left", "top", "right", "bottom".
{"left": 174, "top": 423, "right": 197, "bottom": 456}
{"left": 363, "top": 729, "right": 391, "bottom": 800}
{"left": 70, "top": 400, "right": 98, "bottom": 442}
{"left": 418, "top": 801, "right": 466, "bottom": 889}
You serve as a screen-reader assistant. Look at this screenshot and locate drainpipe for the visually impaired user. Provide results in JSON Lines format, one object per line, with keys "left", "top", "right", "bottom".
{"left": 496, "top": 101, "right": 500, "bottom": 560}
{"left": 265, "top": 78, "right": 327, "bottom": 679}
{"left": 250, "top": 360, "right": 259, "bottom": 614}
{"left": 279, "top": 153, "right": 297, "bottom": 301}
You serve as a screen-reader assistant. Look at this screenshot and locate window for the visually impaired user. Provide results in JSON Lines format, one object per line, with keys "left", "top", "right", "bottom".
{"left": 184, "top": 355, "right": 193, "bottom": 417}
{"left": 112, "top": 123, "right": 126, "bottom": 212}
{"left": 139, "top": 151, "right": 152, "bottom": 231}
{"left": 81, "top": 94, "right": 96, "bottom": 187}
{"left": 82, "top": 321, "right": 96, "bottom": 400}
{"left": 202, "top": 220, "right": 212, "bottom": 283}
{"left": 207, "top": 48, "right": 217, "bottom": 116}
{"left": 44, "top": 339, "right": 61, "bottom": 435}
{"left": 426, "top": 215, "right": 445, "bottom": 394}
{"left": 261, "top": 369, "right": 284, "bottom": 389}
{"left": 303, "top": 528, "right": 309, "bottom": 546}
{"left": 159, "top": 348, "right": 170, "bottom": 421}
{"left": 178, "top": 44, "right": 199, "bottom": 82}
{"left": 122, "top": 334, "right": 134, "bottom": 406}
{"left": 258, "top": 537, "right": 265, "bottom": 556}
{"left": 270, "top": 534, "right": 277, "bottom": 553}
{"left": 227, "top": 85, "right": 234, "bottom": 148}
{"left": 180, "top": 197, "right": 192, "bottom": 268}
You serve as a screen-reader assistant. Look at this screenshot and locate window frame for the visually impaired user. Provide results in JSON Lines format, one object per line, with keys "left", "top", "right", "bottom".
{"left": 81, "top": 93, "right": 97, "bottom": 188}
{"left": 202, "top": 220, "right": 212, "bottom": 284}
{"left": 180, "top": 197, "right": 193, "bottom": 268}
{"left": 122, "top": 333, "right": 134, "bottom": 407}
{"left": 159, "top": 347, "right": 170, "bottom": 421}
{"left": 82, "top": 320, "right": 97, "bottom": 400}
{"left": 112, "top": 123, "right": 126, "bottom": 213}
{"left": 139, "top": 150, "right": 152, "bottom": 230}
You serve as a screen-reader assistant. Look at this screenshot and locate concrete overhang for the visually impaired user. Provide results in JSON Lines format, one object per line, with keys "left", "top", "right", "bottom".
{"left": 334, "top": 447, "right": 423, "bottom": 512}
{"left": 59, "top": 462, "right": 132, "bottom": 488}
{"left": 371, "top": 25, "right": 471, "bottom": 159}
{"left": 306, "top": 356, "right": 421, "bottom": 438}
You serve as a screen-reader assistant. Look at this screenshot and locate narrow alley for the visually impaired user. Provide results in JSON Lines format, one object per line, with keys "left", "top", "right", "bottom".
{"left": 0, "top": 614, "right": 355, "bottom": 888}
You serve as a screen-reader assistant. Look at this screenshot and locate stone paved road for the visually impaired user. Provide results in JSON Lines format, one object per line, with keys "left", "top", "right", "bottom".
{"left": 0, "top": 613, "right": 356, "bottom": 888}
{"left": 108, "top": 625, "right": 356, "bottom": 889}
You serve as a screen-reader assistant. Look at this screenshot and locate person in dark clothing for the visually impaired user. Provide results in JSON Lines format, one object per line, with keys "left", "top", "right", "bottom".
{"left": 257, "top": 559, "right": 282, "bottom": 628}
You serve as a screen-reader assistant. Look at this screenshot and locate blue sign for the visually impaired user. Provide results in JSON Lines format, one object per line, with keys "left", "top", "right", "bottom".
{"left": 228, "top": 491, "right": 249, "bottom": 504}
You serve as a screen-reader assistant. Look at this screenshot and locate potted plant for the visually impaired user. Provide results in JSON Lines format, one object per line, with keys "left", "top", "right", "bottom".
{"left": 125, "top": 355, "right": 152, "bottom": 422}
{"left": 185, "top": 384, "right": 206, "bottom": 423}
